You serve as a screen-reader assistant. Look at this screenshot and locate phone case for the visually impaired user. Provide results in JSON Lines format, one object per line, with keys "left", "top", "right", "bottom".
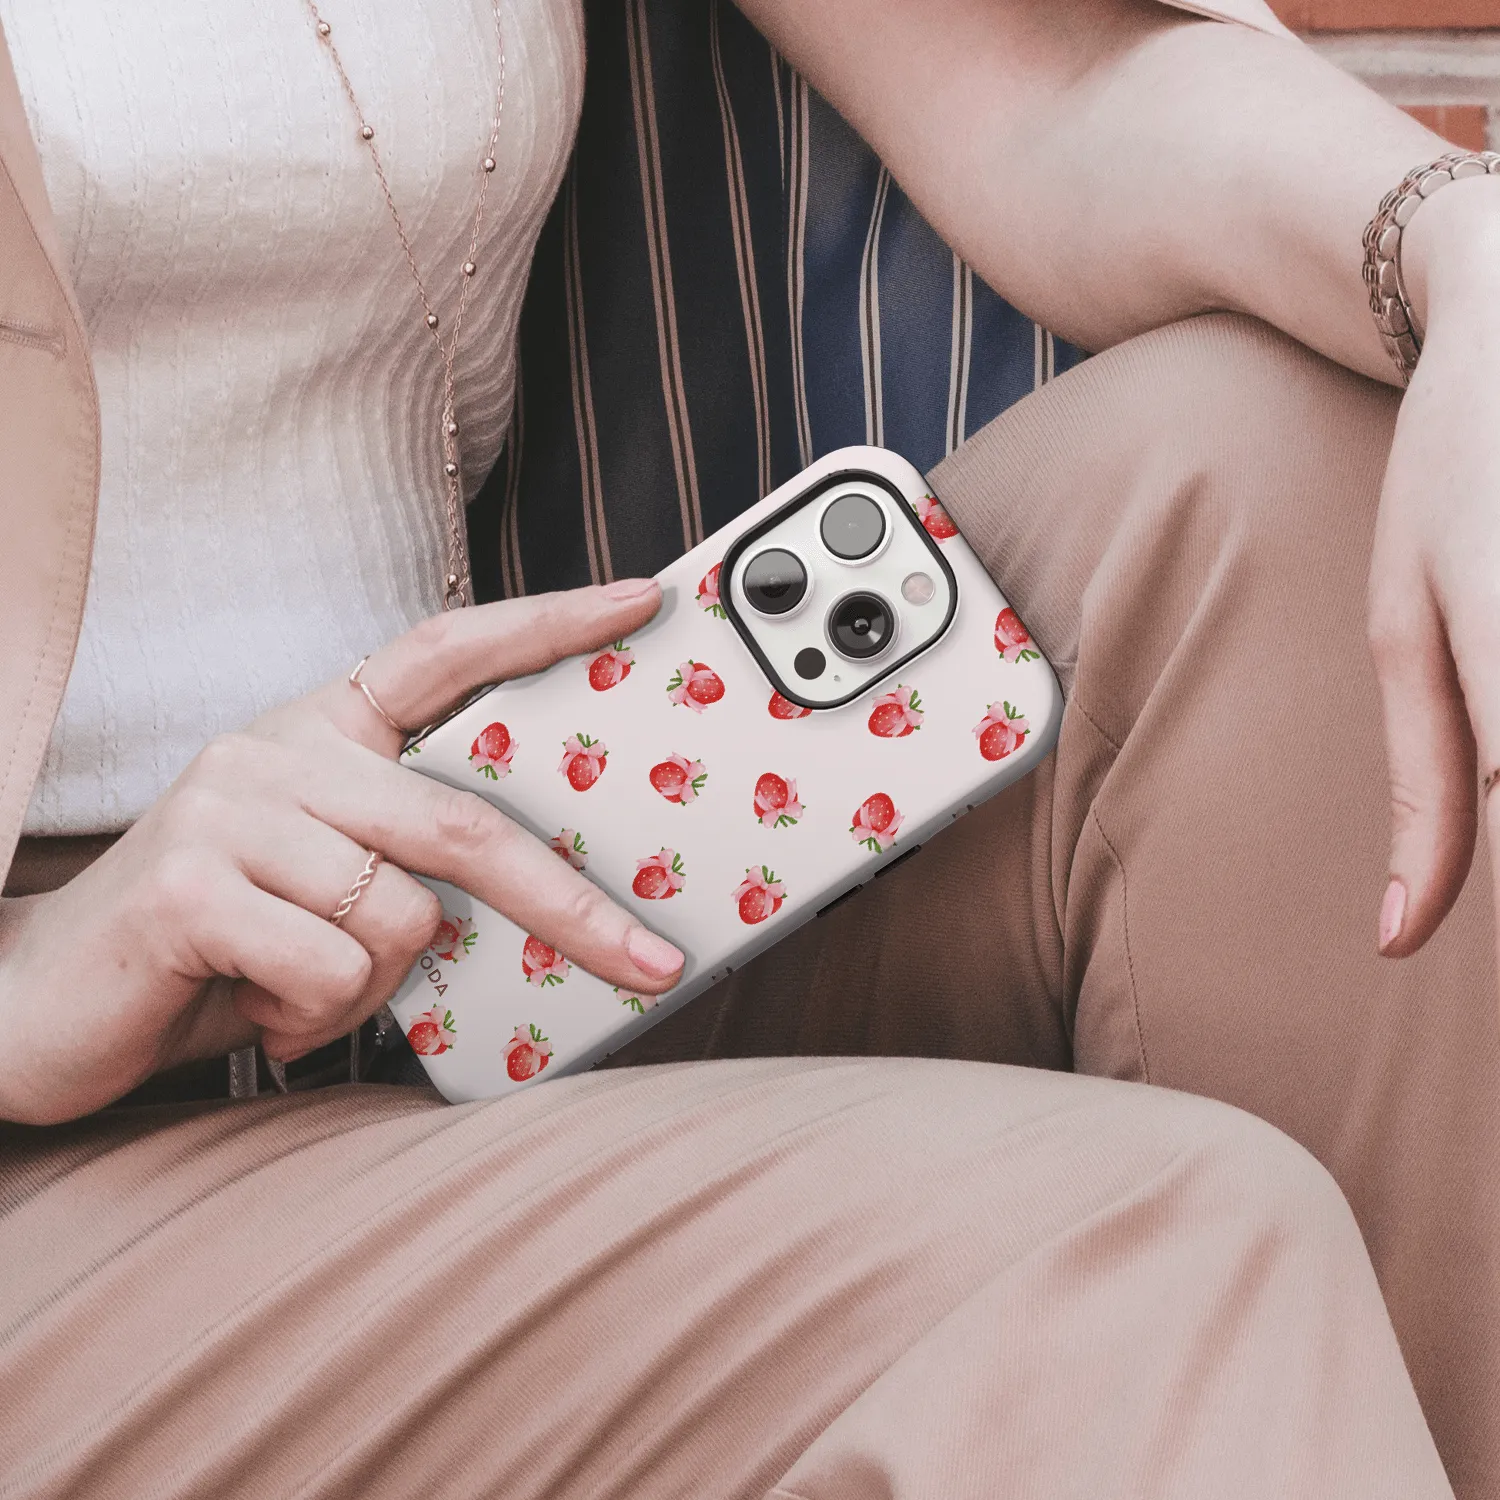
{"left": 390, "top": 446, "right": 1062, "bottom": 1101}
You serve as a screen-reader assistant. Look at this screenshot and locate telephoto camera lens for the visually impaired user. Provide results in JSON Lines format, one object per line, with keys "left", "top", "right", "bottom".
{"left": 828, "top": 591, "right": 895, "bottom": 660}
{"left": 820, "top": 492, "right": 887, "bottom": 560}
{"left": 741, "top": 548, "right": 808, "bottom": 615}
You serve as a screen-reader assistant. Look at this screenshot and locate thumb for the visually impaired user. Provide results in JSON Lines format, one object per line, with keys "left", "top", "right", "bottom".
{"left": 1369, "top": 571, "right": 1477, "bottom": 958}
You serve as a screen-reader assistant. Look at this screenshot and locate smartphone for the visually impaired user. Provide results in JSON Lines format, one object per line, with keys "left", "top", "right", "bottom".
{"left": 389, "top": 445, "right": 1062, "bottom": 1101}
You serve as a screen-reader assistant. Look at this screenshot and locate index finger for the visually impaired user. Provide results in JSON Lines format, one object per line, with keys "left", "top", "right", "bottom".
{"left": 324, "top": 579, "right": 662, "bottom": 751}
{"left": 299, "top": 736, "right": 686, "bottom": 994}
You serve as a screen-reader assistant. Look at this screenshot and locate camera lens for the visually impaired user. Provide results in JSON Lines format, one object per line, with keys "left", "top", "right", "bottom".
{"left": 820, "top": 492, "right": 887, "bottom": 560}
{"left": 741, "top": 548, "right": 807, "bottom": 615}
{"left": 828, "top": 591, "right": 895, "bottom": 660}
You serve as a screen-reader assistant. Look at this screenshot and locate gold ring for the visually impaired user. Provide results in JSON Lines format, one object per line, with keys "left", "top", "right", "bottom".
{"left": 349, "top": 656, "right": 406, "bottom": 734}
{"left": 331, "top": 849, "right": 382, "bottom": 926}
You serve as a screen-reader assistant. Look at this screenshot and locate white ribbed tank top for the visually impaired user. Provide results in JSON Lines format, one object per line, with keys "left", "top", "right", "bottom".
{"left": 5, "top": 0, "right": 583, "bottom": 834}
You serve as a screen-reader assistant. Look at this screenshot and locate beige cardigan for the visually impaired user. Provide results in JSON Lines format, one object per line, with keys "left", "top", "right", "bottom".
{"left": 0, "top": 0, "right": 1289, "bottom": 887}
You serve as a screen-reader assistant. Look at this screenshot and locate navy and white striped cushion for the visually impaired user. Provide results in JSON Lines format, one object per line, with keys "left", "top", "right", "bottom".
{"left": 470, "top": 0, "right": 1085, "bottom": 602}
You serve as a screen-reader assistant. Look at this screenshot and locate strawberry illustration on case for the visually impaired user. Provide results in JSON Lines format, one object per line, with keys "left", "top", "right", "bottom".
{"left": 649, "top": 753, "right": 708, "bottom": 805}
{"left": 734, "top": 866, "right": 786, "bottom": 925}
{"left": 753, "top": 772, "right": 804, "bottom": 828}
{"left": 469, "top": 721, "right": 516, "bottom": 780}
{"left": 994, "top": 608, "right": 1040, "bottom": 664}
{"left": 667, "top": 660, "right": 725, "bottom": 713}
{"left": 632, "top": 848, "right": 686, "bottom": 900}
{"left": 549, "top": 828, "right": 588, "bottom": 871}
{"left": 974, "top": 701, "right": 1030, "bottom": 761}
{"left": 697, "top": 562, "right": 726, "bottom": 618}
{"left": 430, "top": 913, "right": 477, "bottom": 963}
{"left": 867, "top": 684, "right": 924, "bottom": 738}
{"left": 406, "top": 1005, "right": 457, "bottom": 1057}
{"left": 616, "top": 986, "right": 661, "bottom": 1014}
{"left": 558, "top": 733, "right": 607, "bottom": 790}
{"left": 505, "top": 1023, "right": 553, "bottom": 1082}
{"left": 768, "top": 690, "right": 812, "bottom": 720}
{"left": 915, "top": 493, "right": 958, "bottom": 541}
{"left": 521, "top": 935, "right": 570, "bottom": 987}
{"left": 587, "top": 642, "right": 635, "bottom": 691}
{"left": 851, "top": 793, "right": 903, "bottom": 853}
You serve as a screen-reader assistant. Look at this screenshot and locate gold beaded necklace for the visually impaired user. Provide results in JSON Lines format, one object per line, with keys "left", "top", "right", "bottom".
{"left": 305, "top": 0, "right": 507, "bottom": 610}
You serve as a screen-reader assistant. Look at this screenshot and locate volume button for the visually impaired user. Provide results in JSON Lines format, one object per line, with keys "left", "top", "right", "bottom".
{"left": 816, "top": 884, "right": 864, "bottom": 918}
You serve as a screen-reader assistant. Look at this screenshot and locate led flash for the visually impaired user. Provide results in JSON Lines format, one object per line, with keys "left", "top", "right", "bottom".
{"left": 902, "top": 571, "right": 935, "bottom": 605}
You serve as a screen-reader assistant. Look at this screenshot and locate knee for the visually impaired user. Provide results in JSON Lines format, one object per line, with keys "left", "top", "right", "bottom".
{"left": 1142, "top": 314, "right": 1399, "bottom": 550}
{"left": 1059, "top": 314, "right": 1400, "bottom": 583}
{"left": 1056, "top": 317, "right": 1398, "bottom": 746}
{"left": 1190, "top": 1096, "right": 1364, "bottom": 1255}
{"left": 935, "top": 313, "right": 1399, "bottom": 706}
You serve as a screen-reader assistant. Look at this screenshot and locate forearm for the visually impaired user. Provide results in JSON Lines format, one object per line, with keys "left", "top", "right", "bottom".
{"left": 739, "top": 0, "right": 1494, "bottom": 384}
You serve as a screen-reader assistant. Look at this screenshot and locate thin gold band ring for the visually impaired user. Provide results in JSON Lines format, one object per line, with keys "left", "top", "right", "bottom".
{"left": 349, "top": 655, "right": 406, "bottom": 734}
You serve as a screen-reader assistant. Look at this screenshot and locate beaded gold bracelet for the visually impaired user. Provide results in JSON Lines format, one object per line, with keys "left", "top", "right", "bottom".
{"left": 1363, "top": 150, "right": 1500, "bottom": 386}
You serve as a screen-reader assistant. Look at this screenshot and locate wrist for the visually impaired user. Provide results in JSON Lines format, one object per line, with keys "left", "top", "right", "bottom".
{"left": 0, "top": 899, "right": 69, "bottom": 1123}
{"left": 1398, "top": 177, "right": 1500, "bottom": 338}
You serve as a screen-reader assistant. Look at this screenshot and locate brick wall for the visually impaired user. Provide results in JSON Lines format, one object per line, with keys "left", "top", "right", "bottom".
{"left": 1272, "top": 0, "right": 1500, "bottom": 150}
{"left": 1279, "top": 1, "right": 1500, "bottom": 24}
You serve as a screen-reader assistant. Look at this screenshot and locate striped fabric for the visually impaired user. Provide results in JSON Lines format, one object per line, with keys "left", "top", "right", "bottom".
{"left": 469, "top": 0, "right": 1084, "bottom": 602}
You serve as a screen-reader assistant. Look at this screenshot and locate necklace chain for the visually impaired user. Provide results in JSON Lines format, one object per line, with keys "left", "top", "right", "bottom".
{"left": 305, "top": 0, "right": 507, "bottom": 610}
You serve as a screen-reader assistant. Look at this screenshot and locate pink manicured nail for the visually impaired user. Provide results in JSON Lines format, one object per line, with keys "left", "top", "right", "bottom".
{"left": 1379, "top": 879, "right": 1407, "bottom": 952}
{"left": 628, "top": 925, "right": 685, "bottom": 979}
{"left": 602, "top": 577, "right": 658, "bottom": 601}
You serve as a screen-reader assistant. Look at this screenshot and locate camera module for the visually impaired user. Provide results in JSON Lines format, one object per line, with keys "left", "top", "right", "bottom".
{"left": 827, "top": 591, "right": 895, "bottom": 661}
{"left": 741, "top": 548, "right": 807, "bottom": 615}
{"left": 820, "top": 492, "right": 887, "bottom": 561}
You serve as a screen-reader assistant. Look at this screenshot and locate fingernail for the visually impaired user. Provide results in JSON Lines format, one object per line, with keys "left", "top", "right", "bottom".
{"left": 1379, "top": 878, "right": 1407, "bottom": 952}
{"left": 627, "top": 925, "right": 685, "bottom": 979}
{"left": 602, "top": 577, "right": 658, "bottom": 601}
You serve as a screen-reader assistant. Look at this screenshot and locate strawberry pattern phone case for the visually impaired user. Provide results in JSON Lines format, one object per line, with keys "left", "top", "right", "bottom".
{"left": 391, "top": 446, "right": 1062, "bottom": 1101}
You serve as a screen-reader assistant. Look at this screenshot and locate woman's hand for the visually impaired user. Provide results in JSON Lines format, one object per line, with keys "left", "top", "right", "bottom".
{"left": 0, "top": 580, "right": 682, "bottom": 1125}
{"left": 1368, "top": 185, "right": 1500, "bottom": 961}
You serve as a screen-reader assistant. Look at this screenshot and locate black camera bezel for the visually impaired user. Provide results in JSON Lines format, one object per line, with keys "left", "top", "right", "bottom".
{"left": 720, "top": 469, "right": 958, "bottom": 711}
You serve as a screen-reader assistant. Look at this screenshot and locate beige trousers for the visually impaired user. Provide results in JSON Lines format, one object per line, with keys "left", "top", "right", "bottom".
{"left": 0, "top": 314, "right": 1466, "bottom": 1498}
{"left": 626, "top": 313, "right": 1500, "bottom": 1496}
{"left": 0, "top": 1061, "right": 1449, "bottom": 1499}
